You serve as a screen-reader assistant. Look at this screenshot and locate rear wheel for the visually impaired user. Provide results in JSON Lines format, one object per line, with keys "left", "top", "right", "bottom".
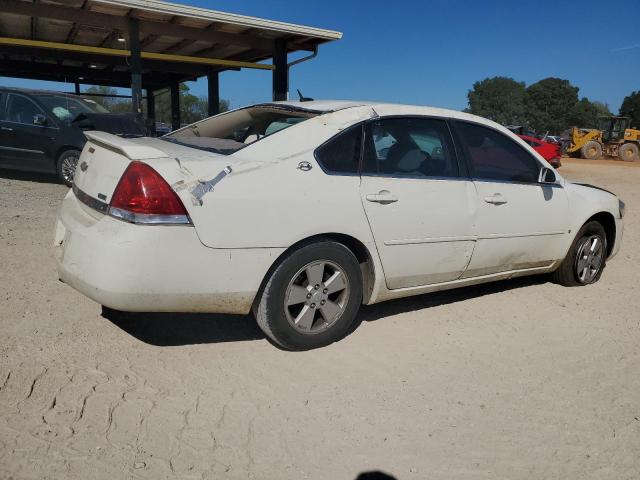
{"left": 619, "top": 142, "right": 639, "bottom": 162}
{"left": 551, "top": 221, "right": 607, "bottom": 286}
{"left": 254, "top": 240, "right": 363, "bottom": 350}
{"left": 580, "top": 141, "right": 602, "bottom": 160}
{"left": 56, "top": 149, "right": 81, "bottom": 187}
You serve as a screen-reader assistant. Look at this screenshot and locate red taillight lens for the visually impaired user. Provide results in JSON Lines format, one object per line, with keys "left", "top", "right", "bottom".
{"left": 109, "top": 161, "right": 190, "bottom": 224}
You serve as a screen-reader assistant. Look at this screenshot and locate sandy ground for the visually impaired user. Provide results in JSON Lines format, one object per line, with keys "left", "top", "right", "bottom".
{"left": 0, "top": 157, "right": 639, "bottom": 480}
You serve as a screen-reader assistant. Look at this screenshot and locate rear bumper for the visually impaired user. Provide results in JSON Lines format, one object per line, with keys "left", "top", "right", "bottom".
{"left": 54, "top": 190, "right": 285, "bottom": 314}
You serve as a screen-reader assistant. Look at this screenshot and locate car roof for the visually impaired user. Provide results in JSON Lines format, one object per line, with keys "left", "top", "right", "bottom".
{"left": 0, "top": 86, "right": 82, "bottom": 98}
{"left": 261, "top": 99, "right": 491, "bottom": 121}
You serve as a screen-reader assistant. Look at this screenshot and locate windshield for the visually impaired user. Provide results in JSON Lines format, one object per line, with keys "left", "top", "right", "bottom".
{"left": 35, "top": 94, "right": 109, "bottom": 123}
{"left": 163, "top": 105, "right": 318, "bottom": 155}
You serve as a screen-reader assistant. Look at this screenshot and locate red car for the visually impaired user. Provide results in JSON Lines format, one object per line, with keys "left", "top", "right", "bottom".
{"left": 518, "top": 135, "right": 562, "bottom": 168}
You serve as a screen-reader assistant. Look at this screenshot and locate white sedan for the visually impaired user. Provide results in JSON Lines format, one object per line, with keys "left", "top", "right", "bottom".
{"left": 55, "top": 100, "right": 625, "bottom": 350}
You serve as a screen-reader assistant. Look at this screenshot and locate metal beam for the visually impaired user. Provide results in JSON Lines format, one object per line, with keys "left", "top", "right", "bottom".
{"left": 162, "top": 38, "right": 197, "bottom": 55}
{"left": 1, "top": 0, "right": 272, "bottom": 50}
{"left": 0, "top": 37, "right": 275, "bottom": 71}
{"left": 170, "top": 82, "right": 180, "bottom": 131}
{"left": 65, "top": 0, "right": 88, "bottom": 44}
{"left": 30, "top": 0, "right": 39, "bottom": 40}
{"left": 0, "top": 46, "right": 213, "bottom": 77}
{"left": 207, "top": 70, "right": 219, "bottom": 117}
{"left": 128, "top": 18, "right": 143, "bottom": 114}
{"left": 139, "top": 34, "right": 159, "bottom": 49}
{"left": 0, "top": 59, "right": 176, "bottom": 89}
{"left": 272, "top": 38, "right": 288, "bottom": 101}
{"left": 146, "top": 89, "right": 156, "bottom": 136}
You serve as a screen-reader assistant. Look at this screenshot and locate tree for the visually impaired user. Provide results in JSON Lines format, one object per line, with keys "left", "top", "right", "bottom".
{"left": 467, "top": 76, "right": 527, "bottom": 125}
{"left": 82, "top": 85, "right": 130, "bottom": 111}
{"left": 154, "top": 84, "right": 229, "bottom": 126}
{"left": 620, "top": 91, "right": 640, "bottom": 129}
{"left": 525, "top": 78, "right": 579, "bottom": 134}
{"left": 569, "top": 98, "right": 611, "bottom": 129}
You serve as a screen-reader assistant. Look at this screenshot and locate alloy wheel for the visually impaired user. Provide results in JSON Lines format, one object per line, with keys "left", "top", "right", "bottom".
{"left": 61, "top": 154, "right": 79, "bottom": 185}
{"left": 284, "top": 260, "right": 350, "bottom": 333}
{"left": 575, "top": 234, "right": 604, "bottom": 284}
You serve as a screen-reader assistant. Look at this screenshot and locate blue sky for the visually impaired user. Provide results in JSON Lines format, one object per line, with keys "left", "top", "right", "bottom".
{"left": 2, "top": 0, "right": 639, "bottom": 111}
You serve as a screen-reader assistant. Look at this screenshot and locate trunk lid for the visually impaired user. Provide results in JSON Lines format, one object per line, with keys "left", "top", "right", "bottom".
{"left": 72, "top": 132, "right": 269, "bottom": 233}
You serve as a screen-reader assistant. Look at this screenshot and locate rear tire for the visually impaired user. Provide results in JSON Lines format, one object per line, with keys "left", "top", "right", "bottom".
{"left": 56, "top": 149, "right": 81, "bottom": 187}
{"left": 580, "top": 141, "right": 602, "bottom": 160}
{"left": 619, "top": 143, "right": 639, "bottom": 162}
{"left": 254, "top": 240, "right": 363, "bottom": 350}
{"left": 551, "top": 221, "right": 607, "bottom": 286}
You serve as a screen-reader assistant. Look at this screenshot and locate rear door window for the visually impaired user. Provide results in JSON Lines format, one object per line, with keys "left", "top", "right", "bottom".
{"left": 6, "top": 94, "right": 46, "bottom": 125}
{"left": 362, "top": 117, "right": 459, "bottom": 178}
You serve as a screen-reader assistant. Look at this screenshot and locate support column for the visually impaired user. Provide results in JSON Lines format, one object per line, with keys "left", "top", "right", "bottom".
{"left": 272, "top": 38, "right": 288, "bottom": 101}
{"left": 170, "top": 82, "right": 181, "bottom": 131}
{"left": 128, "top": 18, "right": 143, "bottom": 115}
{"left": 74, "top": 82, "right": 80, "bottom": 95}
{"left": 207, "top": 70, "right": 220, "bottom": 117}
{"left": 146, "top": 88, "right": 156, "bottom": 136}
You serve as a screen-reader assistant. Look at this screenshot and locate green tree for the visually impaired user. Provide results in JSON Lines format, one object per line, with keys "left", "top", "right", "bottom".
{"left": 82, "top": 85, "right": 130, "bottom": 112}
{"left": 620, "top": 91, "right": 640, "bottom": 129}
{"left": 154, "top": 84, "right": 229, "bottom": 126}
{"left": 467, "top": 76, "right": 527, "bottom": 125}
{"left": 525, "top": 78, "right": 579, "bottom": 134}
{"left": 569, "top": 98, "right": 611, "bottom": 129}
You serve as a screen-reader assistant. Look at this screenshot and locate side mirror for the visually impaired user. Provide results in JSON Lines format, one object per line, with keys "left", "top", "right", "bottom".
{"left": 538, "top": 167, "right": 556, "bottom": 184}
{"left": 33, "top": 114, "right": 48, "bottom": 126}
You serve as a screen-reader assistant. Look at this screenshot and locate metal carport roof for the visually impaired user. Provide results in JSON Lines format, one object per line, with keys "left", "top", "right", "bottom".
{"left": 0, "top": 0, "right": 342, "bottom": 128}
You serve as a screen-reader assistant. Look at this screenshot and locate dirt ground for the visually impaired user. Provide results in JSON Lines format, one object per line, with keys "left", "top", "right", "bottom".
{"left": 1, "top": 157, "right": 639, "bottom": 480}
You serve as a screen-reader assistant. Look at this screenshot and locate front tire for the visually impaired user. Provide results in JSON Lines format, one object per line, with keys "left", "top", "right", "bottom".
{"left": 580, "top": 141, "right": 602, "bottom": 160}
{"left": 619, "top": 143, "right": 639, "bottom": 162}
{"left": 551, "top": 221, "right": 607, "bottom": 286}
{"left": 56, "top": 149, "right": 81, "bottom": 187}
{"left": 254, "top": 240, "right": 363, "bottom": 350}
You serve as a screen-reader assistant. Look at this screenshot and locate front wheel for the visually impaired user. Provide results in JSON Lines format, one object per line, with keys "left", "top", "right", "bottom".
{"left": 551, "top": 221, "right": 607, "bottom": 286}
{"left": 619, "top": 143, "right": 639, "bottom": 162}
{"left": 254, "top": 240, "right": 363, "bottom": 350}
{"left": 580, "top": 141, "right": 602, "bottom": 160}
{"left": 56, "top": 149, "right": 81, "bottom": 187}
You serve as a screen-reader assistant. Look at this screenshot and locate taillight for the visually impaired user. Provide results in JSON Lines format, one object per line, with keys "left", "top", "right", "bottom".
{"left": 109, "top": 161, "right": 191, "bottom": 225}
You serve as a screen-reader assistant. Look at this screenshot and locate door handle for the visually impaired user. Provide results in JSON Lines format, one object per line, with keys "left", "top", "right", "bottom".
{"left": 366, "top": 190, "right": 398, "bottom": 204}
{"left": 484, "top": 193, "right": 508, "bottom": 205}
{"left": 1, "top": 126, "right": 13, "bottom": 132}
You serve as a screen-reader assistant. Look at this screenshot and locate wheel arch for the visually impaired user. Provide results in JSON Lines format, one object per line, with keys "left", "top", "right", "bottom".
{"left": 54, "top": 145, "right": 82, "bottom": 165}
{"left": 252, "top": 233, "right": 378, "bottom": 311}
{"left": 586, "top": 211, "right": 616, "bottom": 257}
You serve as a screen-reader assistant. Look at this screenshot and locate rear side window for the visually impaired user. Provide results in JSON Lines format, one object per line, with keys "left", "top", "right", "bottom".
{"left": 457, "top": 122, "right": 540, "bottom": 183}
{"left": 362, "top": 117, "right": 458, "bottom": 178}
{"left": 6, "top": 94, "right": 45, "bottom": 125}
{"left": 314, "top": 124, "right": 362, "bottom": 174}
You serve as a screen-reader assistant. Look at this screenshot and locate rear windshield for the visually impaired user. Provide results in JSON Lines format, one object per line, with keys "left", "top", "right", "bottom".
{"left": 162, "top": 105, "right": 318, "bottom": 155}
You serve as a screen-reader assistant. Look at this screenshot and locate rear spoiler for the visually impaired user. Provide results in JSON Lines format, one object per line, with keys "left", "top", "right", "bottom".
{"left": 84, "top": 131, "right": 166, "bottom": 160}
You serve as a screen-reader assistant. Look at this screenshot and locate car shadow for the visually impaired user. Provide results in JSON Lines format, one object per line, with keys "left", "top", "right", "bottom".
{"left": 103, "top": 275, "right": 549, "bottom": 348}
{"left": 356, "top": 274, "right": 548, "bottom": 324}
{"left": 0, "top": 168, "right": 61, "bottom": 185}
{"left": 101, "top": 307, "right": 265, "bottom": 347}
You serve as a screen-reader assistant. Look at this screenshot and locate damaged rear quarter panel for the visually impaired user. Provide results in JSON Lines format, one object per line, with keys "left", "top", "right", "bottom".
{"left": 155, "top": 107, "right": 378, "bottom": 250}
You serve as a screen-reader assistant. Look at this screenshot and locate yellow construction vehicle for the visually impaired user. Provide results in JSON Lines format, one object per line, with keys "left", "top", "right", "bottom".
{"left": 566, "top": 116, "right": 640, "bottom": 161}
